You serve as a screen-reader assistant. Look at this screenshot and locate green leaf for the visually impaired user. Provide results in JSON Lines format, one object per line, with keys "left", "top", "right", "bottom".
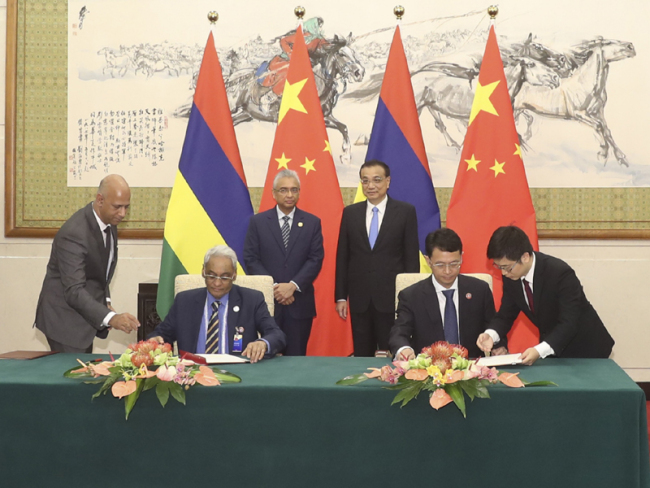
{"left": 336, "top": 374, "right": 370, "bottom": 386}
{"left": 91, "top": 375, "right": 119, "bottom": 400}
{"left": 124, "top": 379, "right": 145, "bottom": 420}
{"left": 155, "top": 382, "right": 170, "bottom": 408}
{"left": 82, "top": 379, "right": 107, "bottom": 385}
{"left": 445, "top": 383, "right": 466, "bottom": 418}
{"left": 63, "top": 366, "right": 92, "bottom": 378}
{"left": 521, "top": 379, "right": 558, "bottom": 387}
{"left": 459, "top": 380, "right": 477, "bottom": 401}
{"left": 169, "top": 383, "right": 186, "bottom": 405}
{"left": 474, "top": 380, "right": 491, "bottom": 399}
{"left": 143, "top": 377, "right": 161, "bottom": 391}
{"left": 211, "top": 368, "right": 242, "bottom": 384}
{"left": 391, "top": 381, "right": 425, "bottom": 407}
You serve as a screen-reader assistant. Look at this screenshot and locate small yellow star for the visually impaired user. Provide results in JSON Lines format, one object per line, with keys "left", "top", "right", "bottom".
{"left": 323, "top": 140, "right": 332, "bottom": 154}
{"left": 278, "top": 78, "right": 308, "bottom": 125}
{"left": 469, "top": 80, "right": 500, "bottom": 126}
{"left": 275, "top": 153, "right": 291, "bottom": 170}
{"left": 300, "top": 157, "right": 316, "bottom": 175}
{"left": 490, "top": 159, "right": 506, "bottom": 177}
{"left": 465, "top": 154, "right": 481, "bottom": 172}
{"left": 514, "top": 143, "right": 522, "bottom": 158}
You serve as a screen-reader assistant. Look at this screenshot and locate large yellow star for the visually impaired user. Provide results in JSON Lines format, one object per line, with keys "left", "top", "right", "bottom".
{"left": 468, "top": 80, "right": 500, "bottom": 126}
{"left": 300, "top": 157, "right": 316, "bottom": 175}
{"left": 514, "top": 143, "right": 522, "bottom": 158}
{"left": 490, "top": 159, "right": 506, "bottom": 177}
{"left": 278, "top": 78, "right": 308, "bottom": 124}
{"left": 465, "top": 154, "right": 481, "bottom": 172}
{"left": 323, "top": 140, "right": 332, "bottom": 154}
{"left": 275, "top": 153, "right": 291, "bottom": 170}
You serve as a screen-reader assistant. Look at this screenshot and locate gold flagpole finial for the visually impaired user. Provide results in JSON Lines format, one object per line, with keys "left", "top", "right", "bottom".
{"left": 294, "top": 6, "right": 306, "bottom": 20}
{"left": 207, "top": 11, "right": 219, "bottom": 24}
{"left": 394, "top": 6, "right": 405, "bottom": 20}
{"left": 487, "top": 5, "right": 499, "bottom": 19}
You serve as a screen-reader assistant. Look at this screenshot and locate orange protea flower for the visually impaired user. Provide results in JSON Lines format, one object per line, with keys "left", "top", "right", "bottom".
{"left": 451, "top": 345, "right": 469, "bottom": 359}
{"left": 432, "top": 357, "right": 451, "bottom": 374}
{"left": 427, "top": 341, "right": 454, "bottom": 360}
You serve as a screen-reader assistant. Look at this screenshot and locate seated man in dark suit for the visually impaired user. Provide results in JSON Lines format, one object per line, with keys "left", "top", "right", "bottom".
{"left": 150, "top": 245, "right": 286, "bottom": 363}
{"left": 390, "top": 228, "right": 505, "bottom": 360}
{"left": 477, "top": 226, "right": 614, "bottom": 365}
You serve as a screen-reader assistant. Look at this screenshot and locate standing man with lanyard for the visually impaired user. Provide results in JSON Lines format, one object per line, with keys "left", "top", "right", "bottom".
{"left": 335, "top": 160, "right": 420, "bottom": 356}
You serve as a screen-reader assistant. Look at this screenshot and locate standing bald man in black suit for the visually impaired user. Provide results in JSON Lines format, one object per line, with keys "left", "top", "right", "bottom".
{"left": 34, "top": 175, "right": 139, "bottom": 353}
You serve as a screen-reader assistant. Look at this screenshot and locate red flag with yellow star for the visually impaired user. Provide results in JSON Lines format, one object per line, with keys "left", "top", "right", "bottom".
{"left": 259, "top": 25, "right": 353, "bottom": 356}
{"left": 446, "top": 25, "right": 539, "bottom": 353}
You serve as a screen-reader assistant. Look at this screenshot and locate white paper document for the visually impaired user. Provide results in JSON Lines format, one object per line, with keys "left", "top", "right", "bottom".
{"left": 196, "top": 354, "right": 250, "bottom": 365}
{"left": 476, "top": 354, "right": 523, "bottom": 367}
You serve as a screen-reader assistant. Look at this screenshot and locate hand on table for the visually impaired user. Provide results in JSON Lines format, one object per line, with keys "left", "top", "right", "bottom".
{"left": 242, "top": 340, "right": 267, "bottom": 363}
{"left": 520, "top": 347, "right": 541, "bottom": 365}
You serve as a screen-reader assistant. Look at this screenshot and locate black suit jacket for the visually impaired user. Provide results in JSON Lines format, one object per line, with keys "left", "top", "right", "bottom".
{"left": 243, "top": 207, "right": 324, "bottom": 319}
{"left": 490, "top": 252, "right": 614, "bottom": 358}
{"left": 335, "top": 197, "right": 419, "bottom": 314}
{"left": 389, "top": 275, "right": 497, "bottom": 358}
{"left": 149, "top": 285, "right": 286, "bottom": 356}
{"left": 35, "top": 202, "right": 117, "bottom": 348}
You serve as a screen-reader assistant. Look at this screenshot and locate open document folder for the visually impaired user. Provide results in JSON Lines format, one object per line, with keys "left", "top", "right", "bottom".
{"left": 179, "top": 350, "right": 250, "bottom": 365}
{"left": 476, "top": 354, "right": 522, "bottom": 367}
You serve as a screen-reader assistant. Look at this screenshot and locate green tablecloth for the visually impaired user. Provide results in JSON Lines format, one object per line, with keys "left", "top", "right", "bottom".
{"left": 0, "top": 355, "right": 647, "bottom": 488}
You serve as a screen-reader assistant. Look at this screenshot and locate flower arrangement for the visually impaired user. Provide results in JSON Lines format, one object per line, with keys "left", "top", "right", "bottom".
{"left": 65, "top": 339, "right": 241, "bottom": 419}
{"left": 337, "top": 341, "right": 555, "bottom": 417}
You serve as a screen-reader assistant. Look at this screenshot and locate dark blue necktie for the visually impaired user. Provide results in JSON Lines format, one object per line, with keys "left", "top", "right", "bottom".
{"left": 442, "top": 289, "right": 459, "bottom": 345}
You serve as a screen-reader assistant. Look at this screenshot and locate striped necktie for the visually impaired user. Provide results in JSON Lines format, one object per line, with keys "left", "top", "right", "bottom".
{"left": 206, "top": 301, "right": 221, "bottom": 354}
{"left": 281, "top": 215, "right": 291, "bottom": 248}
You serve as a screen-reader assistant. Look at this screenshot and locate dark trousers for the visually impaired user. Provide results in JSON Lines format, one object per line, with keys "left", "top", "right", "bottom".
{"left": 275, "top": 304, "right": 313, "bottom": 356}
{"left": 47, "top": 337, "right": 93, "bottom": 354}
{"left": 350, "top": 301, "right": 395, "bottom": 357}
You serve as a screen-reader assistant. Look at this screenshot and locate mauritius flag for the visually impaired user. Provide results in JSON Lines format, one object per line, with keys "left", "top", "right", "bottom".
{"left": 157, "top": 31, "right": 254, "bottom": 319}
{"left": 363, "top": 25, "right": 440, "bottom": 267}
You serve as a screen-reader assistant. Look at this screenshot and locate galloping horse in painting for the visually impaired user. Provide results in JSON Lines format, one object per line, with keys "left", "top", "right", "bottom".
{"left": 413, "top": 56, "right": 560, "bottom": 149}
{"left": 514, "top": 38, "right": 636, "bottom": 166}
{"left": 226, "top": 35, "right": 365, "bottom": 164}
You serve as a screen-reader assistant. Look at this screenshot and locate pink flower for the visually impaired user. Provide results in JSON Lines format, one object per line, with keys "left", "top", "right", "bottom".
{"left": 156, "top": 364, "right": 177, "bottom": 382}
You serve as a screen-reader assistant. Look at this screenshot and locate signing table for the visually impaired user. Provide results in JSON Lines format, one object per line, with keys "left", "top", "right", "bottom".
{"left": 0, "top": 355, "right": 648, "bottom": 488}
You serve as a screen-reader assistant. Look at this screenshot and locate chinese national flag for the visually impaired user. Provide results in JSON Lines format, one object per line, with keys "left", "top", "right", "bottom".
{"left": 446, "top": 25, "right": 539, "bottom": 353}
{"left": 259, "top": 25, "right": 353, "bottom": 356}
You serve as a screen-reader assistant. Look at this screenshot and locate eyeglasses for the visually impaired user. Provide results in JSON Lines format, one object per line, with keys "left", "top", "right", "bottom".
{"left": 202, "top": 273, "right": 235, "bottom": 282}
{"left": 431, "top": 261, "right": 462, "bottom": 271}
{"left": 273, "top": 187, "right": 300, "bottom": 195}
{"left": 492, "top": 260, "right": 520, "bottom": 273}
{"left": 360, "top": 177, "right": 385, "bottom": 186}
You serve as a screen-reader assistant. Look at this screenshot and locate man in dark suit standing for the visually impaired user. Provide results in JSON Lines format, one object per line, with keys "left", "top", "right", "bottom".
{"left": 335, "top": 160, "right": 420, "bottom": 357}
{"left": 390, "top": 228, "right": 504, "bottom": 360}
{"left": 244, "top": 170, "right": 323, "bottom": 355}
{"left": 477, "top": 226, "right": 615, "bottom": 365}
{"left": 150, "top": 245, "right": 286, "bottom": 363}
{"left": 35, "top": 175, "right": 140, "bottom": 353}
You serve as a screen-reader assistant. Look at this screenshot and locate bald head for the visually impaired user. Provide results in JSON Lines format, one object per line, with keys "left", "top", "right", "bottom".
{"left": 93, "top": 174, "right": 131, "bottom": 226}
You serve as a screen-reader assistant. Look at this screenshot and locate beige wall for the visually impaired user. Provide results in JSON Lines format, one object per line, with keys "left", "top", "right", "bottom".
{"left": 1, "top": 4, "right": 648, "bottom": 379}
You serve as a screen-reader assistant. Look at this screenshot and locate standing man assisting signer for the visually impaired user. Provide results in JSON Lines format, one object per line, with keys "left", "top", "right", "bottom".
{"left": 35, "top": 175, "right": 139, "bottom": 353}
{"left": 477, "top": 226, "right": 614, "bottom": 365}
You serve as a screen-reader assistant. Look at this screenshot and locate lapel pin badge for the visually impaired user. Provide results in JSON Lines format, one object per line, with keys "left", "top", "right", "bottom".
{"left": 466, "top": 293, "right": 472, "bottom": 299}
{"left": 233, "top": 306, "right": 240, "bottom": 312}
{"left": 298, "top": 222, "right": 303, "bottom": 227}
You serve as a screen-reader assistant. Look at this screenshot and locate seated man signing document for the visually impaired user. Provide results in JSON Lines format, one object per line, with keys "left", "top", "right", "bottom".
{"left": 150, "top": 245, "right": 286, "bottom": 363}
{"left": 390, "top": 228, "right": 505, "bottom": 361}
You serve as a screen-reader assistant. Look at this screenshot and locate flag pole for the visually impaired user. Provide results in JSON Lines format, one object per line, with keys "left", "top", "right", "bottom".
{"left": 394, "top": 5, "right": 405, "bottom": 25}
{"left": 208, "top": 11, "right": 218, "bottom": 46}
